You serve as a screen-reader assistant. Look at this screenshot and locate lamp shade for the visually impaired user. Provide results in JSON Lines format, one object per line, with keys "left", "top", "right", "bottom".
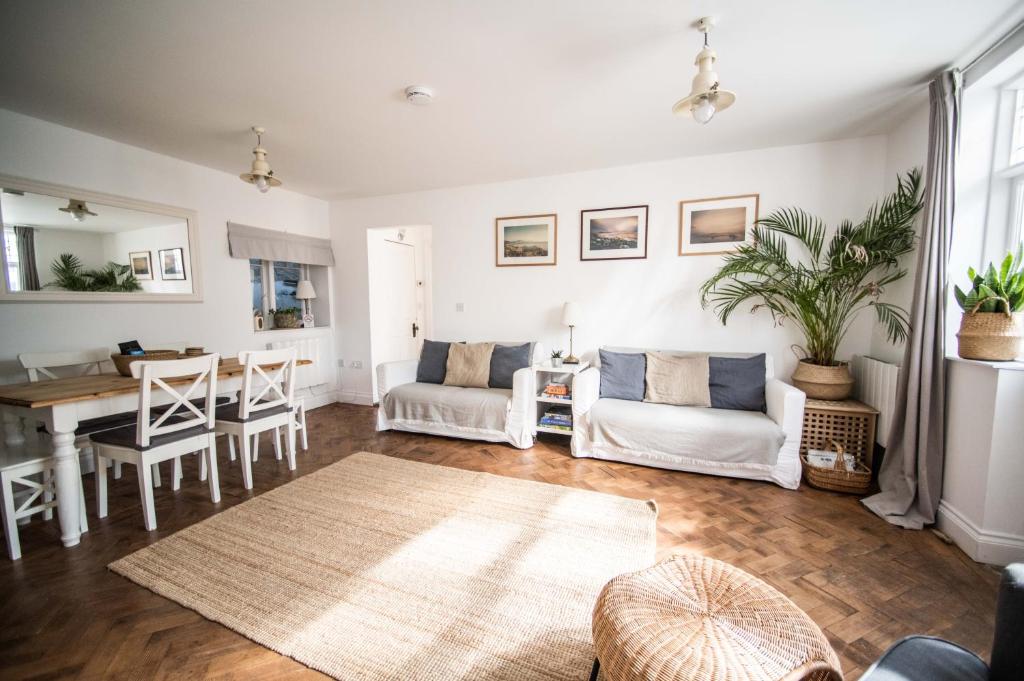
{"left": 295, "top": 280, "right": 317, "bottom": 300}
{"left": 562, "top": 301, "right": 583, "bottom": 327}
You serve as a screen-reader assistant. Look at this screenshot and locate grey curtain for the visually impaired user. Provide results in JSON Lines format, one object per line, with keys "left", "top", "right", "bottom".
{"left": 14, "top": 225, "right": 40, "bottom": 290}
{"left": 862, "top": 69, "right": 961, "bottom": 529}
{"left": 227, "top": 222, "right": 335, "bottom": 266}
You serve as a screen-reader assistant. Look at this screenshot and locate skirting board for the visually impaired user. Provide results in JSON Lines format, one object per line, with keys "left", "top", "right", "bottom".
{"left": 937, "top": 500, "right": 1024, "bottom": 566}
{"left": 337, "top": 390, "right": 374, "bottom": 406}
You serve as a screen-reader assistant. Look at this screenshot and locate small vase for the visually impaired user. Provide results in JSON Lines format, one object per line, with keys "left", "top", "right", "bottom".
{"left": 791, "top": 360, "right": 854, "bottom": 400}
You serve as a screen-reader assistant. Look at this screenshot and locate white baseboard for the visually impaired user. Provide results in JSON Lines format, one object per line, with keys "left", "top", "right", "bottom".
{"left": 937, "top": 500, "right": 1024, "bottom": 566}
{"left": 338, "top": 389, "right": 374, "bottom": 406}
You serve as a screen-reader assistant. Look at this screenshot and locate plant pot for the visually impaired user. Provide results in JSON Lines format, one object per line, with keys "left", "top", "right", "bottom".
{"left": 273, "top": 313, "right": 301, "bottom": 329}
{"left": 957, "top": 311, "right": 1023, "bottom": 361}
{"left": 791, "top": 360, "right": 854, "bottom": 400}
{"left": 551, "top": 358, "right": 564, "bottom": 368}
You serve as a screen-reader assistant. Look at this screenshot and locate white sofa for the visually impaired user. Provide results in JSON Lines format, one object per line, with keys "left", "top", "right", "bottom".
{"left": 375, "top": 343, "right": 544, "bottom": 449}
{"left": 571, "top": 348, "right": 806, "bottom": 489}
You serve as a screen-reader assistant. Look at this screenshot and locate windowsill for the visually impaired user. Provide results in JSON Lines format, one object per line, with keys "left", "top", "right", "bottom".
{"left": 255, "top": 325, "right": 332, "bottom": 334}
{"left": 946, "top": 355, "right": 1024, "bottom": 371}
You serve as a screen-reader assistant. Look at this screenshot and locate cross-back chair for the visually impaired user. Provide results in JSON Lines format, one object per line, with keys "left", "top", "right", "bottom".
{"left": 215, "top": 348, "right": 297, "bottom": 490}
{"left": 92, "top": 354, "right": 222, "bottom": 531}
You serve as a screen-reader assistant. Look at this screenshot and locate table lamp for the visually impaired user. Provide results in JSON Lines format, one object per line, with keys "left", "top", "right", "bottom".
{"left": 295, "top": 279, "right": 317, "bottom": 328}
{"left": 562, "top": 301, "right": 583, "bottom": 364}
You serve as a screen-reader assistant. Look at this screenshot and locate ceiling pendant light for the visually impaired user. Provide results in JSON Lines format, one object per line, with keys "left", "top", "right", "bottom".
{"left": 58, "top": 198, "right": 97, "bottom": 222}
{"left": 239, "top": 126, "right": 282, "bottom": 193}
{"left": 672, "top": 16, "right": 736, "bottom": 124}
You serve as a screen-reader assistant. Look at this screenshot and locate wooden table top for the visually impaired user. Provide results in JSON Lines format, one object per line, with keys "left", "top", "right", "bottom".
{"left": 805, "top": 398, "right": 878, "bottom": 414}
{"left": 0, "top": 357, "right": 312, "bottom": 409}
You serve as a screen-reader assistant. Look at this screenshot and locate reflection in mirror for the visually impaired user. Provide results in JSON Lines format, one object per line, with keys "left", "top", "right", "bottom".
{"left": 1, "top": 188, "right": 192, "bottom": 294}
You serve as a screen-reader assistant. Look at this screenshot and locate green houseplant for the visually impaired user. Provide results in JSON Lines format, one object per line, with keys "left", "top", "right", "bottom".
{"left": 953, "top": 245, "right": 1024, "bottom": 360}
{"left": 700, "top": 168, "right": 924, "bottom": 399}
{"left": 550, "top": 349, "right": 564, "bottom": 368}
{"left": 48, "top": 253, "right": 142, "bottom": 292}
{"left": 271, "top": 307, "right": 302, "bottom": 329}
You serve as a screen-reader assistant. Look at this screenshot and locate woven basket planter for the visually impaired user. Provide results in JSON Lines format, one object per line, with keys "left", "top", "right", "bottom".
{"left": 273, "top": 312, "right": 302, "bottom": 329}
{"left": 791, "top": 360, "right": 854, "bottom": 400}
{"left": 957, "top": 311, "right": 1022, "bottom": 361}
{"left": 111, "top": 350, "right": 179, "bottom": 376}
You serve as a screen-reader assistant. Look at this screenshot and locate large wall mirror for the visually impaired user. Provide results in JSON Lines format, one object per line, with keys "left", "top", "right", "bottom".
{"left": 0, "top": 174, "right": 201, "bottom": 302}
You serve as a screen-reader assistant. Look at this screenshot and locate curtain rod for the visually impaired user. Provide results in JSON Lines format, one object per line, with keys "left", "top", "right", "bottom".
{"left": 963, "top": 19, "right": 1024, "bottom": 76}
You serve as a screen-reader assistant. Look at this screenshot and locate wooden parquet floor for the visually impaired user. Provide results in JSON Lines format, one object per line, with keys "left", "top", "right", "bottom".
{"left": 0, "top": 403, "right": 1000, "bottom": 680}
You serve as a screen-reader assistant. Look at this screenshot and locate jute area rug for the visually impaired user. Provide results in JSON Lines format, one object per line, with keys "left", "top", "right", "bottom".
{"left": 110, "top": 452, "right": 657, "bottom": 680}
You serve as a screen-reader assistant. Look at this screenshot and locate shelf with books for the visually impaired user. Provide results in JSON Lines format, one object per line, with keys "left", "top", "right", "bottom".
{"left": 531, "top": 361, "right": 589, "bottom": 437}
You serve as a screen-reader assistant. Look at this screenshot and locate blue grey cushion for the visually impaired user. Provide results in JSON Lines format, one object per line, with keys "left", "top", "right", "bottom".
{"left": 860, "top": 636, "right": 988, "bottom": 681}
{"left": 416, "top": 340, "right": 451, "bottom": 384}
{"left": 599, "top": 350, "right": 645, "bottom": 401}
{"left": 709, "top": 354, "right": 766, "bottom": 411}
{"left": 489, "top": 343, "right": 532, "bottom": 389}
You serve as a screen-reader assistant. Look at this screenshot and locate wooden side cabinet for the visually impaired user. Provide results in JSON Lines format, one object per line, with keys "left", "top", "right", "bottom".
{"left": 800, "top": 399, "right": 879, "bottom": 469}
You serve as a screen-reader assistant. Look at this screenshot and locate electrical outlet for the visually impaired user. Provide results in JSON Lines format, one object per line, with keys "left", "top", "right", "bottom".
{"left": 350, "top": 360, "right": 363, "bottom": 369}
{"left": 456, "top": 302, "right": 464, "bottom": 312}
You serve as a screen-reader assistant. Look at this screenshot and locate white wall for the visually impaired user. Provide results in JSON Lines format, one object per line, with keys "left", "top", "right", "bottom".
{"left": 868, "top": 103, "right": 929, "bottom": 364}
{"left": 101, "top": 221, "right": 192, "bottom": 294}
{"left": 0, "top": 108, "right": 337, "bottom": 401}
{"left": 331, "top": 136, "right": 891, "bottom": 404}
{"left": 32, "top": 227, "right": 108, "bottom": 285}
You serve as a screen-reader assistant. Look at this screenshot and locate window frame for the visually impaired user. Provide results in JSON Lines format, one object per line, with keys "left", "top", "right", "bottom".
{"left": 250, "top": 258, "right": 310, "bottom": 329}
{"left": 3, "top": 225, "right": 21, "bottom": 292}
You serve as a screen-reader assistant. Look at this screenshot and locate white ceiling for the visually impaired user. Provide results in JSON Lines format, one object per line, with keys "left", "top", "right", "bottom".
{"left": 0, "top": 191, "right": 183, "bottom": 233}
{"left": 0, "top": 1, "right": 1021, "bottom": 199}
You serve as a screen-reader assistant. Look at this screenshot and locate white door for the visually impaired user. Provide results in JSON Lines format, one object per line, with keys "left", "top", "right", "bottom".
{"left": 370, "top": 239, "right": 421, "bottom": 373}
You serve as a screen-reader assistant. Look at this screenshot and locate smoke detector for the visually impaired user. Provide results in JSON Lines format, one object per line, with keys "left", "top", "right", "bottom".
{"left": 404, "top": 85, "right": 434, "bottom": 105}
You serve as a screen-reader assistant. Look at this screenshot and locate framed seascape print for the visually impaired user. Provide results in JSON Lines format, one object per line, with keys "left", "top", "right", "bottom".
{"left": 678, "top": 194, "right": 759, "bottom": 256}
{"left": 495, "top": 213, "right": 557, "bottom": 267}
{"left": 129, "top": 251, "right": 153, "bottom": 280}
{"left": 158, "top": 247, "right": 186, "bottom": 280}
{"left": 580, "top": 205, "right": 648, "bottom": 261}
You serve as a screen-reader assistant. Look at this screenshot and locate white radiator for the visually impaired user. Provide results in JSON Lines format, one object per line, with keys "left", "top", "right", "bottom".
{"left": 269, "top": 335, "right": 330, "bottom": 389}
{"left": 851, "top": 355, "right": 900, "bottom": 447}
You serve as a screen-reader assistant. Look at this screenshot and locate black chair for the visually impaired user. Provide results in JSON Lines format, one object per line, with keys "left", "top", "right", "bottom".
{"left": 860, "top": 563, "right": 1023, "bottom": 681}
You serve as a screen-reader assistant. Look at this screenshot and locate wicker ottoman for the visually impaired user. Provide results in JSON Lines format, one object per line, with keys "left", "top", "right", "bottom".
{"left": 591, "top": 555, "right": 842, "bottom": 681}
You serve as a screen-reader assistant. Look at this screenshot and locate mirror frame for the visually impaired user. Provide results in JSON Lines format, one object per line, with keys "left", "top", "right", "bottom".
{"left": 0, "top": 174, "right": 202, "bottom": 303}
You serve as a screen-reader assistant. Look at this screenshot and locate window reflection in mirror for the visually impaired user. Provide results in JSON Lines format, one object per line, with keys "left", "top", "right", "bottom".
{"left": 1, "top": 188, "right": 192, "bottom": 294}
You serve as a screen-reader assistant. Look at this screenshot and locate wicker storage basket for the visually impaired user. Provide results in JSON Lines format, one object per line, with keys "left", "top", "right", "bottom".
{"left": 802, "top": 440, "right": 871, "bottom": 495}
{"left": 111, "top": 350, "right": 179, "bottom": 376}
{"left": 957, "top": 311, "right": 1023, "bottom": 361}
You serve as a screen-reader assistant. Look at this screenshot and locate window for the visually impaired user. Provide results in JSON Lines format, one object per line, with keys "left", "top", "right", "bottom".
{"left": 3, "top": 226, "right": 21, "bottom": 292}
{"left": 1011, "top": 89, "right": 1024, "bottom": 167}
{"left": 1006, "top": 89, "right": 1024, "bottom": 246}
{"left": 250, "top": 258, "right": 315, "bottom": 328}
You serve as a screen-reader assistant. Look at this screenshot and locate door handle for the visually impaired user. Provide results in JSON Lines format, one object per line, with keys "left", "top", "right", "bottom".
{"left": 412, "top": 322, "right": 419, "bottom": 338}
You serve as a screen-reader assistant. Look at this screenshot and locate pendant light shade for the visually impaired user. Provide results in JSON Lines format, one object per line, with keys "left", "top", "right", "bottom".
{"left": 240, "top": 126, "right": 282, "bottom": 192}
{"left": 58, "top": 199, "right": 97, "bottom": 222}
{"left": 672, "top": 17, "right": 736, "bottom": 124}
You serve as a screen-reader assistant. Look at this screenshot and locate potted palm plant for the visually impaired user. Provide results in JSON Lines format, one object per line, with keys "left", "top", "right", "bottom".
{"left": 700, "top": 169, "right": 924, "bottom": 400}
{"left": 954, "top": 246, "right": 1024, "bottom": 361}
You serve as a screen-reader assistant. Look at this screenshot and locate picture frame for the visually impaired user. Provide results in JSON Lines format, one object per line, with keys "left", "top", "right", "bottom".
{"left": 158, "top": 247, "right": 187, "bottom": 280}
{"left": 678, "top": 194, "right": 759, "bottom": 256}
{"left": 495, "top": 213, "right": 557, "bottom": 267}
{"left": 580, "top": 205, "right": 648, "bottom": 261}
{"left": 129, "top": 251, "right": 153, "bottom": 280}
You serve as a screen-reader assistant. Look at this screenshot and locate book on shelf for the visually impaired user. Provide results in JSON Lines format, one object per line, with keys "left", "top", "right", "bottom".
{"left": 543, "top": 383, "right": 570, "bottom": 396}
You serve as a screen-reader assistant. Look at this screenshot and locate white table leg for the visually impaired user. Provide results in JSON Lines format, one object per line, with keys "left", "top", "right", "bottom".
{"left": 50, "top": 430, "right": 82, "bottom": 547}
{"left": 3, "top": 409, "right": 26, "bottom": 447}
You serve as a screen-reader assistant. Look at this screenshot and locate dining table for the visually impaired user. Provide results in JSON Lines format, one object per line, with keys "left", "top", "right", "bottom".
{"left": 0, "top": 355, "right": 312, "bottom": 549}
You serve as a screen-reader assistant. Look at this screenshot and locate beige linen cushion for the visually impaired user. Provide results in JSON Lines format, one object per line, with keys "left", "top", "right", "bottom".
{"left": 443, "top": 342, "right": 495, "bottom": 388}
{"left": 644, "top": 352, "right": 711, "bottom": 407}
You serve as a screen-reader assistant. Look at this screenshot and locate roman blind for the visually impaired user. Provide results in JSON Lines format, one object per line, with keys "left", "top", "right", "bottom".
{"left": 227, "top": 222, "right": 335, "bottom": 266}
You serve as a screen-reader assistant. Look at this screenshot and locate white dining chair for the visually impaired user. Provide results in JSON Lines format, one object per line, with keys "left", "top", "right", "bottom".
{"left": 215, "top": 348, "right": 297, "bottom": 490}
{"left": 91, "top": 354, "right": 221, "bottom": 531}
{"left": 257, "top": 398, "right": 308, "bottom": 462}
{"left": 1, "top": 443, "right": 89, "bottom": 560}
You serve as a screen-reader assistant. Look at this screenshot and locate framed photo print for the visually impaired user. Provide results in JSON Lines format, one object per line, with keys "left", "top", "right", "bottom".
{"left": 495, "top": 213, "right": 557, "bottom": 267}
{"left": 129, "top": 251, "right": 153, "bottom": 280}
{"left": 158, "top": 247, "right": 187, "bottom": 280}
{"left": 580, "top": 205, "right": 648, "bottom": 261}
{"left": 678, "top": 194, "right": 759, "bottom": 256}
